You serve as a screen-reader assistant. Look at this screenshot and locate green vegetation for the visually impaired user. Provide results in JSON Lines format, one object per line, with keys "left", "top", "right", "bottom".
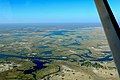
{"left": 0, "top": 59, "right": 35, "bottom": 80}
{"left": 17, "top": 73, "right": 34, "bottom": 80}
{"left": 81, "top": 61, "right": 104, "bottom": 68}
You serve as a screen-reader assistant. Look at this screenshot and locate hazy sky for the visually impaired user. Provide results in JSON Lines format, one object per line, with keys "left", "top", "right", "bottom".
{"left": 0, "top": 0, "right": 119, "bottom": 23}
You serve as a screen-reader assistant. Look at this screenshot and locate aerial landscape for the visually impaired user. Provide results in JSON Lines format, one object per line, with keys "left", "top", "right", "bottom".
{"left": 0, "top": 23, "right": 119, "bottom": 80}
{"left": 0, "top": 0, "right": 120, "bottom": 80}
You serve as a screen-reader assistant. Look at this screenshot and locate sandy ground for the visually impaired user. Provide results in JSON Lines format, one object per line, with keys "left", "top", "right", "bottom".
{"left": 43, "top": 65, "right": 120, "bottom": 80}
{"left": 50, "top": 65, "right": 95, "bottom": 80}
{"left": 92, "top": 68, "right": 119, "bottom": 80}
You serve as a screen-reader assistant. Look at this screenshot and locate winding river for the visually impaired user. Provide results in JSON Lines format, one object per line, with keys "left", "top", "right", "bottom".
{"left": 0, "top": 50, "right": 113, "bottom": 75}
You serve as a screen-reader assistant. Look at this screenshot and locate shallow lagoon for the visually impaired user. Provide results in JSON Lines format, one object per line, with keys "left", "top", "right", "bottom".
{"left": 41, "top": 51, "right": 52, "bottom": 54}
{"left": 24, "top": 60, "right": 47, "bottom": 74}
{"left": 39, "top": 45, "right": 50, "bottom": 48}
{"left": 39, "top": 30, "right": 71, "bottom": 37}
